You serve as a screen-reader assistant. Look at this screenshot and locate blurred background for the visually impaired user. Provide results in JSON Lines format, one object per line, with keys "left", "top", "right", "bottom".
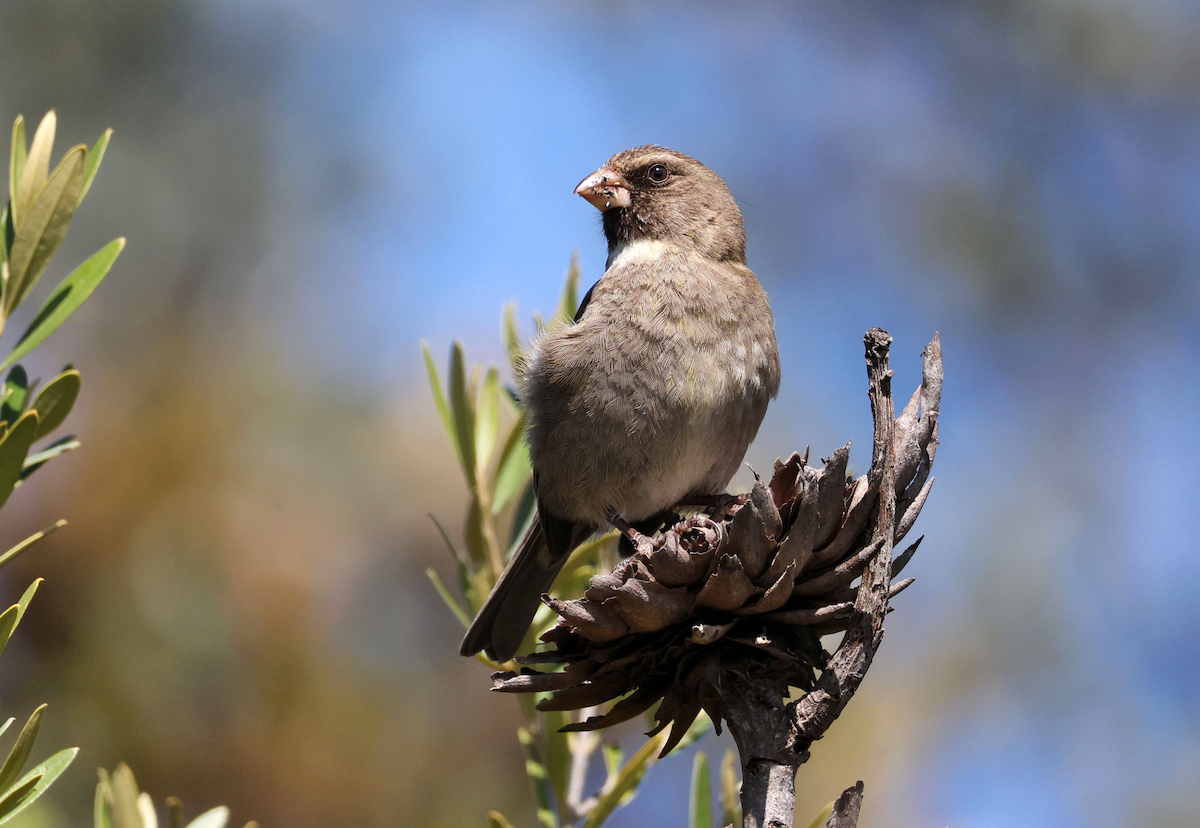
{"left": 0, "top": 0, "right": 1197, "bottom": 826}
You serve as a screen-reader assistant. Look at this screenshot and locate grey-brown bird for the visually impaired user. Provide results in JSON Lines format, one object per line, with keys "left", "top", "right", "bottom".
{"left": 460, "top": 146, "right": 780, "bottom": 661}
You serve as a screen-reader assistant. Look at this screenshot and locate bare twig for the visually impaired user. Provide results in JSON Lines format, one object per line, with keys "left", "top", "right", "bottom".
{"left": 727, "top": 329, "right": 941, "bottom": 828}
{"left": 824, "top": 782, "right": 864, "bottom": 828}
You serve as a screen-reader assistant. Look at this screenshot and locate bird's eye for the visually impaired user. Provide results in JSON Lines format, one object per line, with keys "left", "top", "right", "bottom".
{"left": 647, "top": 164, "right": 670, "bottom": 184}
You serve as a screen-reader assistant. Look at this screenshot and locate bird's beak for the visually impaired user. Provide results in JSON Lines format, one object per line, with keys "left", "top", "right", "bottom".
{"left": 574, "top": 167, "right": 631, "bottom": 211}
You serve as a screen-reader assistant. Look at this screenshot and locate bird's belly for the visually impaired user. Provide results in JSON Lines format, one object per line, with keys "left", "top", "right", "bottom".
{"left": 533, "top": 383, "right": 765, "bottom": 526}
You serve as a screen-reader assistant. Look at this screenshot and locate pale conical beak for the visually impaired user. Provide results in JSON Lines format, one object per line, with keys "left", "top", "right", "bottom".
{"left": 574, "top": 166, "right": 632, "bottom": 211}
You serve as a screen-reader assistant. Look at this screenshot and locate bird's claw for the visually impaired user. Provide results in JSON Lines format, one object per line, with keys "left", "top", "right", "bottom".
{"left": 608, "top": 513, "right": 656, "bottom": 557}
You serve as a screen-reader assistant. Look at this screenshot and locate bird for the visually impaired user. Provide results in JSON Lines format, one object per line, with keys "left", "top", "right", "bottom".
{"left": 460, "top": 146, "right": 780, "bottom": 661}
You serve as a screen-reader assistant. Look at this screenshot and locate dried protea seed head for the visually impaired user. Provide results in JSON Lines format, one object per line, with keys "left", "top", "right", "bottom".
{"left": 493, "top": 335, "right": 942, "bottom": 756}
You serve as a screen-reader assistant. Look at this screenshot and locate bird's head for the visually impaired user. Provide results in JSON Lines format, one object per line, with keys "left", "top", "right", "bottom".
{"left": 574, "top": 146, "right": 746, "bottom": 264}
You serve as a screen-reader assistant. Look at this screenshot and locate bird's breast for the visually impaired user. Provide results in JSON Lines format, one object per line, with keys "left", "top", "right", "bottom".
{"left": 522, "top": 248, "right": 778, "bottom": 524}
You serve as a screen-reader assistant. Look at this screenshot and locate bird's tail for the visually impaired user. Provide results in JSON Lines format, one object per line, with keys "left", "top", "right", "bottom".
{"left": 459, "top": 516, "right": 567, "bottom": 662}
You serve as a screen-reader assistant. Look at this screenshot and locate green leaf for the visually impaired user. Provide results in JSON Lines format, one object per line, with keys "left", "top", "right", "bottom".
{"left": 719, "top": 750, "right": 740, "bottom": 828}
{"left": 0, "top": 721, "right": 13, "bottom": 741}
{"left": 109, "top": 764, "right": 143, "bottom": 828}
{"left": 21, "top": 435, "right": 80, "bottom": 480}
{"left": 0, "top": 412, "right": 37, "bottom": 509}
{"left": 0, "top": 607, "right": 18, "bottom": 661}
{"left": 8, "top": 117, "right": 26, "bottom": 217}
{"left": 0, "top": 578, "right": 37, "bottom": 660}
{"left": 0, "top": 747, "right": 76, "bottom": 826}
{"left": 28, "top": 369, "right": 80, "bottom": 439}
{"left": 420, "top": 341, "right": 456, "bottom": 452}
{"left": 0, "top": 580, "right": 39, "bottom": 657}
{"left": 517, "top": 727, "right": 557, "bottom": 828}
{"left": 803, "top": 801, "right": 836, "bottom": 828}
{"left": 501, "top": 303, "right": 525, "bottom": 377}
{"left": 1, "top": 205, "right": 13, "bottom": 280}
{"left": 2, "top": 237, "right": 124, "bottom": 372}
{"left": 0, "top": 704, "right": 47, "bottom": 792}
{"left": 602, "top": 742, "right": 623, "bottom": 781}
{"left": 14, "top": 112, "right": 55, "bottom": 225}
{"left": 94, "top": 769, "right": 114, "bottom": 828}
{"left": 79, "top": 129, "right": 112, "bottom": 207}
{"left": 541, "top": 710, "right": 570, "bottom": 810}
{"left": 0, "top": 775, "right": 41, "bottom": 823}
{"left": 475, "top": 367, "right": 500, "bottom": 475}
{"left": 7, "top": 145, "right": 85, "bottom": 313}
{"left": 689, "top": 752, "right": 712, "bottom": 828}
{"left": 487, "top": 812, "right": 517, "bottom": 828}
{"left": 425, "top": 568, "right": 470, "bottom": 629}
{"left": 0, "top": 367, "right": 27, "bottom": 426}
{"left": 14, "top": 578, "right": 41, "bottom": 628}
{"left": 137, "top": 792, "right": 157, "bottom": 828}
{"left": 491, "top": 415, "right": 529, "bottom": 515}
{"left": 448, "top": 342, "right": 477, "bottom": 487}
{"left": 556, "top": 253, "right": 580, "bottom": 325}
{"left": 1, "top": 202, "right": 9, "bottom": 268}
{"left": 184, "top": 807, "right": 230, "bottom": 828}
{"left": 0, "top": 520, "right": 66, "bottom": 570}
{"left": 583, "top": 730, "right": 670, "bottom": 828}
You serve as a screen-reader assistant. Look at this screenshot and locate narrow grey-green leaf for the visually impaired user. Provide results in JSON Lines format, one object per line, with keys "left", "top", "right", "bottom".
{"left": 136, "top": 792, "right": 157, "bottom": 828}
{"left": 7, "top": 145, "right": 86, "bottom": 313}
{"left": 0, "top": 606, "right": 18, "bottom": 661}
{"left": 541, "top": 709, "right": 570, "bottom": 809}
{"left": 803, "top": 801, "right": 836, "bottom": 828}
{"left": 516, "top": 726, "right": 558, "bottom": 828}
{"left": 425, "top": 568, "right": 470, "bottom": 629}
{"left": 13, "top": 579, "right": 40, "bottom": 628}
{"left": 0, "top": 704, "right": 47, "bottom": 792}
{"left": 0, "top": 721, "right": 13, "bottom": 741}
{"left": 15, "top": 112, "right": 55, "bottom": 225}
{"left": 8, "top": 117, "right": 25, "bottom": 216}
{"left": 0, "top": 747, "right": 77, "bottom": 826}
{"left": 21, "top": 435, "right": 80, "bottom": 480}
{"left": 501, "top": 303, "right": 524, "bottom": 377}
{"left": 583, "top": 730, "right": 670, "bottom": 828}
{"left": 491, "top": 416, "right": 529, "bottom": 515}
{"left": 0, "top": 367, "right": 27, "bottom": 426}
{"left": 2, "top": 238, "right": 124, "bottom": 372}
{"left": 1, "top": 204, "right": 13, "bottom": 280}
{"left": 487, "top": 812, "right": 517, "bottom": 828}
{"left": 94, "top": 768, "right": 114, "bottom": 828}
{"left": 109, "top": 764, "right": 142, "bottom": 828}
{"left": 556, "top": 253, "right": 580, "bottom": 325}
{"left": 0, "top": 775, "right": 40, "bottom": 822}
{"left": 79, "top": 129, "right": 112, "bottom": 206}
{"left": 0, "top": 413, "right": 37, "bottom": 509}
{"left": 0, "top": 521, "right": 66, "bottom": 570}
{"left": 475, "top": 367, "right": 500, "bottom": 475}
{"left": 719, "top": 749, "right": 740, "bottom": 828}
{"left": 29, "top": 370, "right": 79, "bottom": 439}
{"left": 689, "top": 752, "right": 712, "bottom": 828}
{"left": 448, "top": 342, "right": 477, "bottom": 487}
{"left": 602, "top": 741, "right": 623, "bottom": 781}
{"left": 183, "top": 807, "right": 229, "bottom": 828}
{"left": 421, "top": 340, "right": 467, "bottom": 469}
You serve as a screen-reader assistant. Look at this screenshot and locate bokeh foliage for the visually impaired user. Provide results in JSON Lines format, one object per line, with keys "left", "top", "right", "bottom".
{"left": 0, "top": 109, "right": 123, "bottom": 826}
{"left": 0, "top": 112, "right": 251, "bottom": 828}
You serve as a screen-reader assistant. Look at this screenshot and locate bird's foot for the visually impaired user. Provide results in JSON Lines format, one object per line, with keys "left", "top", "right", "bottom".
{"left": 675, "top": 492, "right": 748, "bottom": 522}
{"left": 608, "top": 513, "right": 655, "bottom": 557}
